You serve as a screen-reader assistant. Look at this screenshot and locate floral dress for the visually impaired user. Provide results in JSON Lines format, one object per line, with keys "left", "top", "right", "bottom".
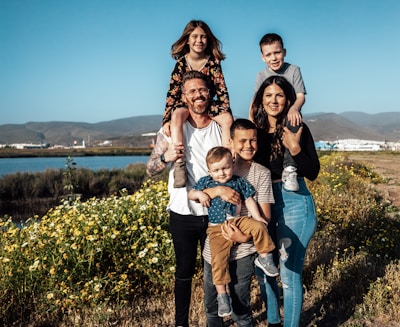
{"left": 162, "top": 55, "right": 231, "bottom": 126}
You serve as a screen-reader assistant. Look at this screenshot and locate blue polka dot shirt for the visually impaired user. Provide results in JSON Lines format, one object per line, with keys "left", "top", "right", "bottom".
{"left": 193, "top": 175, "right": 256, "bottom": 224}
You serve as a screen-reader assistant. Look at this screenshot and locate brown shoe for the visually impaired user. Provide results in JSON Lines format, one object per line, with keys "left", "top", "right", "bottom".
{"left": 173, "top": 160, "right": 187, "bottom": 188}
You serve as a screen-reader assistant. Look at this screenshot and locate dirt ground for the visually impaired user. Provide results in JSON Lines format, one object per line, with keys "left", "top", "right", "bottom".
{"left": 347, "top": 152, "right": 400, "bottom": 209}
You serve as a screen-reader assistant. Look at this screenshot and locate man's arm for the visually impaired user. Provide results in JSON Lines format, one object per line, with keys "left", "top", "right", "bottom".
{"left": 146, "top": 131, "right": 170, "bottom": 177}
{"left": 146, "top": 130, "right": 186, "bottom": 177}
{"left": 203, "top": 185, "right": 241, "bottom": 205}
{"left": 258, "top": 202, "right": 272, "bottom": 224}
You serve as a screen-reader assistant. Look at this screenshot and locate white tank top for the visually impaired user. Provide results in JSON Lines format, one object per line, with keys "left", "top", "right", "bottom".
{"left": 167, "top": 120, "right": 222, "bottom": 216}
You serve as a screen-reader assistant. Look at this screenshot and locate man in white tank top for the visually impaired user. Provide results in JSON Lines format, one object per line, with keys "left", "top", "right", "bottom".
{"left": 146, "top": 71, "right": 222, "bottom": 327}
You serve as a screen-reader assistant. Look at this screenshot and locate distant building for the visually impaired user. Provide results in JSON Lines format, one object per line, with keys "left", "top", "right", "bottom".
{"left": 98, "top": 140, "right": 112, "bottom": 146}
{"left": 314, "top": 139, "right": 400, "bottom": 152}
{"left": 315, "top": 141, "right": 335, "bottom": 151}
{"left": 2, "top": 143, "right": 50, "bottom": 149}
{"left": 72, "top": 140, "right": 86, "bottom": 149}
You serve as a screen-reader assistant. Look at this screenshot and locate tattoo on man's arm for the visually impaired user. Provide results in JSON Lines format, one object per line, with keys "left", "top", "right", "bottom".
{"left": 146, "top": 133, "right": 169, "bottom": 177}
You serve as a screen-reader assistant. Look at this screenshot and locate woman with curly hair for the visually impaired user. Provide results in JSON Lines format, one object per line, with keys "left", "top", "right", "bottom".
{"left": 251, "top": 75, "right": 320, "bottom": 327}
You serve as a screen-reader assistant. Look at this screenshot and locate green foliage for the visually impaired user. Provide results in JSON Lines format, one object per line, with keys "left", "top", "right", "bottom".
{"left": 63, "top": 156, "right": 77, "bottom": 201}
{"left": 308, "top": 154, "right": 400, "bottom": 258}
{"left": 1, "top": 152, "right": 400, "bottom": 326}
{"left": 352, "top": 260, "right": 400, "bottom": 323}
{"left": 0, "top": 180, "right": 173, "bottom": 325}
{"left": 0, "top": 161, "right": 154, "bottom": 204}
{"left": 303, "top": 153, "right": 400, "bottom": 325}
{"left": 0, "top": 160, "right": 160, "bottom": 221}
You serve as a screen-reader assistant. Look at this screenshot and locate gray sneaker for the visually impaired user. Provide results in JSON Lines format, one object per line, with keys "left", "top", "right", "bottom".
{"left": 255, "top": 254, "right": 279, "bottom": 277}
{"left": 217, "top": 293, "right": 232, "bottom": 317}
{"left": 282, "top": 166, "right": 299, "bottom": 191}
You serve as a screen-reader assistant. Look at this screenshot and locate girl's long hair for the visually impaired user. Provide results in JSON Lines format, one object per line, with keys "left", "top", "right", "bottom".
{"left": 250, "top": 76, "right": 296, "bottom": 160}
{"left": 171, "top": 20, "right": 225, "bottom": 61}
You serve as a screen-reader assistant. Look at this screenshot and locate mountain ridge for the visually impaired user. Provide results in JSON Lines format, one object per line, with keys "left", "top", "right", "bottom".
{"left": 0, "top": 112, "right": 399, "bottom": 146}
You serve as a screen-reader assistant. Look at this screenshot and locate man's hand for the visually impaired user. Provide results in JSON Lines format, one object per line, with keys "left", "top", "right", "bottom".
{"left": 221, "top": 221, "right": 252, "bottom": 243}
{"left": 164, "top": 142, "right": 185, "bottom": 163}
{"left": 204, "top": 185, "right": 240, "bottom": 205}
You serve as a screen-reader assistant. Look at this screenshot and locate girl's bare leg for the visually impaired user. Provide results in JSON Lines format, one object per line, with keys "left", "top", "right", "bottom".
{"left": 171, "top": 108, "right": 189, "bottom": 188}
{"left": 212, "top": 112, "right": 233, "bottom": 149}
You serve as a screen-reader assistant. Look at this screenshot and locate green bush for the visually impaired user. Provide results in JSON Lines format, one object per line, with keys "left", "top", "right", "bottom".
{"left": 0, "top": 180, "right": 174, "bottom": 325}
{"left": 1, "top": 152, "right": 400, "bottom": 326}
{"left": 0, "top": 161, "right": 162, "bottom": 221}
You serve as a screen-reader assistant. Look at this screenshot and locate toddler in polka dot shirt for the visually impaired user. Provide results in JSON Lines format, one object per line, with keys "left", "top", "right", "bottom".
{"left": 189, "top": 145, "right": 278, "bottom": 317}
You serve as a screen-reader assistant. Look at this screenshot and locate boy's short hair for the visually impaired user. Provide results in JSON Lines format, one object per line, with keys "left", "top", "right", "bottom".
{"left": 230, "top": 118, "right": 257, "bottom": 138}
{"left": 206, "top": 146, "right": 232, "bottom": 168}
{"left": 259, "top": 33, "right": 284, "bottom": 50}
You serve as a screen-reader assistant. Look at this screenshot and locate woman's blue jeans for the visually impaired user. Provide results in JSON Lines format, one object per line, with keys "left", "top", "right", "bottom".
{"left": 169, "top": 211, "right": 209, "bottom": 327}
{"left": 256, "top": 178, "right": 317, "bottom": 327}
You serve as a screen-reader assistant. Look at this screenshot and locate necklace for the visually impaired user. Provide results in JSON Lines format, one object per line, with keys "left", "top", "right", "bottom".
{"left": 185, "top": 55, "right": 209, "bottom": 71}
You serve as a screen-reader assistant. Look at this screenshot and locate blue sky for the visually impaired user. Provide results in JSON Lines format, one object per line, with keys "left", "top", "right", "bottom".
{"left": 0, "top": 0, "right": 399, "bottom": 125}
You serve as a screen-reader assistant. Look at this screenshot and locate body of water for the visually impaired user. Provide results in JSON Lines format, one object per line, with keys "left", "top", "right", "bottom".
{"left": 0, "top": 156, "right": 150, "bottom": 177}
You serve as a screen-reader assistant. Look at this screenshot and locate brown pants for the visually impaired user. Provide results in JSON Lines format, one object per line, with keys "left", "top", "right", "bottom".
{"left": 207, "top": 216, "right": 276, "bottom": 285}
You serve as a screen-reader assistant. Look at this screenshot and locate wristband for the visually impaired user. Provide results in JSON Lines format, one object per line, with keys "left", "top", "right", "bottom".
{"left": 160, "top": 153, "right": 167, "bottom": 164}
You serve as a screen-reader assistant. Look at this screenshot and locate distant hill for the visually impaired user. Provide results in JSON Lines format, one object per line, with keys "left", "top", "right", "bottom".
{"left": 0, "top": 115, "right": 164, "bottom": 147}
{"left": 0, "top": 112, "right": 399, "bottom": 146}
{"left": 305, "top": 111, "right": 400, "bottom": 141}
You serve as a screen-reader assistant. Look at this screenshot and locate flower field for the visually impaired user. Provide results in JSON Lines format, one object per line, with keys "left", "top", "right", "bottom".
{"left": 0, "top": 180, "right": 175, "bottom": 325}
{"left": 1, "top": 152, "right": 400, "bottom": 326}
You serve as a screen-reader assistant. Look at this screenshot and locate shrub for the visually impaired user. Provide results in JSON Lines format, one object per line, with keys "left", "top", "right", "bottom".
{"left": 1, "top": 152, "right": 400, "bottom": 326}
{"left": 0, "top": 180, "right": 174, "bottom": 325}
{"left": 0, "top": 162, "right": 162, "bottom": 221}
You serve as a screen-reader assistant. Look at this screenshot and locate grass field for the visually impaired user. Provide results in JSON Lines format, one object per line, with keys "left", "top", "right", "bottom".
{"left": 1, "top": 151, "right": 399, "bottom": 326}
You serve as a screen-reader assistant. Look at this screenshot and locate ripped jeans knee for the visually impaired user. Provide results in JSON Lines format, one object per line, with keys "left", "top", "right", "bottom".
{"left": 278, "top": 237, "right": 291, "bottom": 262}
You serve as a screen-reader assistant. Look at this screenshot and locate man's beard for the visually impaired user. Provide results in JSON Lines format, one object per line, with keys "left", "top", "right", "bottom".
{"left": 189, "top": 96, "right": 208, "bottom": 114}
{"left": 191, "top": 103, "right": 208, "bottom": 114}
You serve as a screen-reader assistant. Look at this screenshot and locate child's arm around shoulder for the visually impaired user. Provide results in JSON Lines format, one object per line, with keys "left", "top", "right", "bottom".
{"left": 288, "top": 64, "right": 306, "bottom": 126}
{"left": 287, "top": 92, "right": 305, "bottom": 126}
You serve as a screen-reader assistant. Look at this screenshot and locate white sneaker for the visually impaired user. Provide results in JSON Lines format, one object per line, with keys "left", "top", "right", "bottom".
{"left": 282, "top": 166, "right": 299, "bottom": 191}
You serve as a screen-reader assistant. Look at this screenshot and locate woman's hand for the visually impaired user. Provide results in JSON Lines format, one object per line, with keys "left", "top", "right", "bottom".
{"left": 282, "top": 126, "right": 302, "bottom": 156}
{"left": 221, "top": 221, "right": 252, "bottom": 243}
